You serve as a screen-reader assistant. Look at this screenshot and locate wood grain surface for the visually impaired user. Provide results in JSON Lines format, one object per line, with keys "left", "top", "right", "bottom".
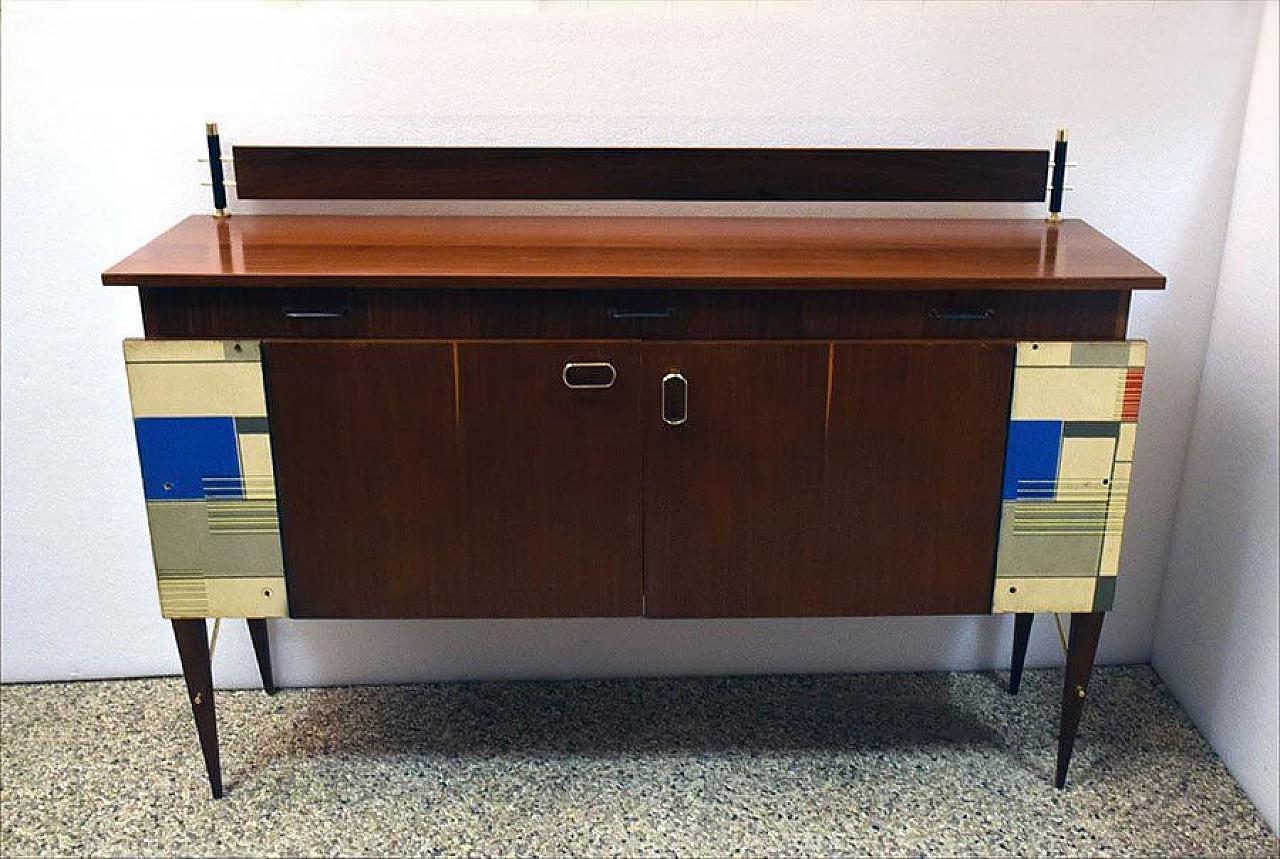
{"left": 265, "top": 340, "right": 643, "bottom": 618}
{"left": 642, "top": 340, "right": 1013, "bottom": 617}
{"left": 104, "top": 216, "right": 1165, "bottom": 290}
{"left": 231, "top": 147, "right": 1049, "bottom": 202}
{"left": 139, "top": 287, "right": 1130, "bottom": 342}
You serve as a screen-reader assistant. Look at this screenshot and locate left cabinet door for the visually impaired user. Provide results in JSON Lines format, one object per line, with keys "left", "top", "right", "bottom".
{"left": 264, "top": 340, "right": 643, "bottom": 618}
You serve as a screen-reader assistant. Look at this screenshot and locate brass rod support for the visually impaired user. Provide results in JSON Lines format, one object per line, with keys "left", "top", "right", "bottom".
{"left": 208, "top": 618, "right": 222, "bottom": 661}
{"left": 1053, "top": 613, "right": 1068, "bottom": 658}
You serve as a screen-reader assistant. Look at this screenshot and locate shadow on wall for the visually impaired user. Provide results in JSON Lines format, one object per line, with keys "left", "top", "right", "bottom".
{"left": 1110, "top": 74, "right": 1257, "bottom": 657}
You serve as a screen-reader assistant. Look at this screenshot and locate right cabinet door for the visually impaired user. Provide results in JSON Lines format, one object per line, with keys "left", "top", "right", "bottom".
{"left": 642, "top": 341, "right": 1015, "bottom": 617}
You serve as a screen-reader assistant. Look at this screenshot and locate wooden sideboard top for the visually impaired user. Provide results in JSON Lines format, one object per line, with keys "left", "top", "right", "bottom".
{"left": 102, "top": 215, "right": 1165, "bottom": 291}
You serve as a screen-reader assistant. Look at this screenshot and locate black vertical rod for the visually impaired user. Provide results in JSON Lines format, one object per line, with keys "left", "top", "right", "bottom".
{"left": 1048, "top": 128, "right": 1068, "bottom": 219}
{"left": 206, "top": 122, "right": 229, "bottom": 217}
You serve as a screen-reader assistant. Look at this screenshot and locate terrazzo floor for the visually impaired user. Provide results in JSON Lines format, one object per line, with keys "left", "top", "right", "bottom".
{"left": 1, "top": 665, "right": 1275, "bottom": 857}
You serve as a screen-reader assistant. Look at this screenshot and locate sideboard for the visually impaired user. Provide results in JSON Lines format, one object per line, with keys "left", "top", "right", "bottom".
{"left": 104, "top": 142, "right": 1164, "bottom": 798}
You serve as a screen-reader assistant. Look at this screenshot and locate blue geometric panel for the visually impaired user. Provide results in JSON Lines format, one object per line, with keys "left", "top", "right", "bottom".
{"left": 134, "top": 417, "right": 241, "bottom": 501}
{"left": 1001, "top": 420, "right": 1062, "bottom": 501}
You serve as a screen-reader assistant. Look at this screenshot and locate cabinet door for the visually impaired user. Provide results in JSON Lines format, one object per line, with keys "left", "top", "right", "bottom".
{"left": 265, "top": 341, "right": 642, "bottom": 618}
{"left": 643, "top": 341, "right": 1014, "bottom": 617}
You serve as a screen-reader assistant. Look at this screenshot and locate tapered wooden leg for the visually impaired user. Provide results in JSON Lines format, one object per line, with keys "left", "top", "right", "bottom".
{"left": 247, "top": 619, "right": 277, "bottom": 695}
{"left": 1008, "top": 613, "right": 1034, "bottom": 694}
{"left": 1055, "top": 611, "right": 1105, "bottom": 789}
{"left": 172, "top": 619, "right": 223, "bottom": 799}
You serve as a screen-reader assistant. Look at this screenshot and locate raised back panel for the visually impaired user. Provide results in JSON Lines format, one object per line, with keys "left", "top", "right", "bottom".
{"left": 232, "top": 147, "right": 1050, "bottom": 202}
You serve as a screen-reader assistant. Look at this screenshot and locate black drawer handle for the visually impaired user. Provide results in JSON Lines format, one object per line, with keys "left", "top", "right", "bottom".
{"left": 608, "top": 307, "right": 677, "bottom": 320}
{"left": 283, "top": 307, "right": 350, "bottom": 320}
{"left": 929, "top": 307, "right": 996, "bottom": 321}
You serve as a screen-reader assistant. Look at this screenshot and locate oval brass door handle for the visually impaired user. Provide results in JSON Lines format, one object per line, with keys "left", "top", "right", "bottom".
{"left": 662, "top": 372, "right": 688, "bottom": 425}
{"left": 562, "top": 362, "right": 617, "bottom": 389}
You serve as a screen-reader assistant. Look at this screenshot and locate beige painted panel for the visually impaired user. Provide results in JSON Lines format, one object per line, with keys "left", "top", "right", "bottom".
{"left": 1014, "top": 342, "right": 1074, "bottom": 366}
{"left": 124, "top": 339, "right": 262, "bottom": 363}
{"left": 204, "top": 577, "right": 287, "bottom": 617}
{"left": 1056, "top": 437, "right": 1118, "bottom": 498}
{"left": 237, "top": 434, "right": 276, "bottom": 499}
{"left": 124, "top": 339, "right": 228, "bottom": 363}
{"left": 1016, "top": 340, "right": 1146, "bottom": 368}
{"left": 992, "top": 577, "right": 1097, "bottom": 613}
{"left": 1117, "top": 422, "right": 1138, "bottom": 462}
{"left": 222, "top": 341, "right": 262, "bottom": 362}
{"left": 1011, "top": 367, "right": 1127, "bottom": 421}
{"left": 1099, "top": 461, "right": 1134, "bottom": 576}
{"left": 158, "top": 576, "right": 287, "bottom": 619}
{"left": 126, "top": 362, "right": 267, "bottom": 418}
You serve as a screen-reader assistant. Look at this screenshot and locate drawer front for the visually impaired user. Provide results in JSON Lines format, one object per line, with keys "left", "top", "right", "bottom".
{"left": 140, "top": 287, "right": 1129, "bottom": 342}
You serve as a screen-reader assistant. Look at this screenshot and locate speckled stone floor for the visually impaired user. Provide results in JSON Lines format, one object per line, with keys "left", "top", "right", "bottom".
{"left": 1, "top": 666, "right": 1275, "bottom": 857}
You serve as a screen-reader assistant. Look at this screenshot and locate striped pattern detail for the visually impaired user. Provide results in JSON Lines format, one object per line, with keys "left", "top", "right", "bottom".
{"left": 1121, "top": 367, "right": 1144, "bottom": 422}
{"left": 205, "top": 477, "right": 279, "bottom": 534}
{"left": 157, "top": 579, "right": 210, "bottom": 617}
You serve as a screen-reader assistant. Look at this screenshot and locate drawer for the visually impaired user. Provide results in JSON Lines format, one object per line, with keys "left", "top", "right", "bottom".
{"left": 140, "top": 287, "right": 1129, "bottom": 341}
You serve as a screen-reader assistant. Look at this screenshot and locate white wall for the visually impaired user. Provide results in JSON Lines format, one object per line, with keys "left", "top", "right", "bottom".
{"left": 1152, "top": 1, "right": 1278, "bottom": 831}
{"left": 0, "top": 2, "right": 1264, "bottom": 689}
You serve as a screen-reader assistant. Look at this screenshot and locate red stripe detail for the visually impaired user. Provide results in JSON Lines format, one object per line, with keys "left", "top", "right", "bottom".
{"left": 1121, "top": 367, "right": 1144, "bottom": 421}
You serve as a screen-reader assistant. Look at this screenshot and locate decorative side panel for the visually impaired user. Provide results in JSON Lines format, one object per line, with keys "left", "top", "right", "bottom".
{"left": 992, "top": 341, "right": 1146, "bottom": 613}
{"left": 124, "top": 340, "right": 287, "bottom": 619}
